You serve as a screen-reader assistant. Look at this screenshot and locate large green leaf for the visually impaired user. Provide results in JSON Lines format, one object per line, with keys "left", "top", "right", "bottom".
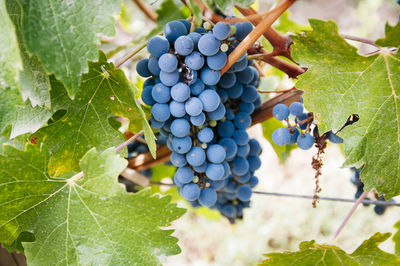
{"left": 0, "top": 87, "right": 23, "bottom": 134}
{"left": 262, "top": 233, "right": 400, "bottom": 265}
{"left": 19, "top": 0, "right": 121, "bottom": 98}
{"left": 292, "top": 20, "right": 400, "bottom": 197}
{"left": 0, "top": 0, "right": 21, "bottom": 90}
{"left": 32, "top": 52, "right": 155, "bottom": 174}
{"left": 0, "top": 145, "right": 185, "bottom": 265}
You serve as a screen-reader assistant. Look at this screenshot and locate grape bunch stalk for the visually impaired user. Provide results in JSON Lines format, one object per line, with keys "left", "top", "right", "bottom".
{"left": 137, "top": 19, "right": 263, "bottom": 220}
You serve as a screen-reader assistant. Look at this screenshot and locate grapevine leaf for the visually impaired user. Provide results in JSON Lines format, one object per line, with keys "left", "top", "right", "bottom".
{"left": 0, "top": 145, "right": 185, "bottom": 265}
{"left": 18, "top": 0, "right": 121, "bottom": 98}
{"left": 262, "top": 119, "right": 297, "bottom": 163}
{"left": 292, "top": 20, "right": 400, "bottom": 197}
{"left": 7, "top": 0, "right": 51, "bottom": 108}
{"left": 262, "top": 233, "right": 400, "bottom": 265}
{"left": 394, "top": 221, "right": 400, "bottom": 256}
{"left": 0, "top": 0, "right": 21, "bottom": 90}
{"left": 213, "top": 0, "right": 254, "bottom": 14}
{"left": 32, "top": 52, "right": 155, "bottom": 174}
{"left": 10, "top": 105, "right": 53, "bottom": 139}
{"left": 0, "top": 87, "right": 23, "bottom": 134}
{"left": 376, "top": 23, "right": 400, "bottom": 47}
{"left": 274, "top": 11, "right": 310, "bottom": 34}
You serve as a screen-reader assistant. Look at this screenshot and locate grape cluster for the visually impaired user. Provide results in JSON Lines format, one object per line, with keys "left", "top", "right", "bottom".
{"left": 350, "top": 167, "right": 395, "bottom": 215}
{"left": 137, "top": 19, "right": 262, "bottom": 220}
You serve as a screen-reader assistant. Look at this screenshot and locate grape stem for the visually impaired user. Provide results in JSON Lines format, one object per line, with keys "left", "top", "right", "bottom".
{"left": 340, "top": 34, "right": 380, "bottom": 48}
{"left": 115, "top": 130, "right": 145, "bottom": 153}
{"left": 132, "top": 0, "right": 158, "bottom": 22}
{"left": 327, "top": 191, "right": 368, "bottom": 244}
{"left": 115, "top": 42, "right": 147, "bottom": 68}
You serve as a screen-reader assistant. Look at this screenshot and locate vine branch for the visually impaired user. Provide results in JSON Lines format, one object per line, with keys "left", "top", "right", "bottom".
{"left": 132, "top": 0, "right": 158, "bottom": 22}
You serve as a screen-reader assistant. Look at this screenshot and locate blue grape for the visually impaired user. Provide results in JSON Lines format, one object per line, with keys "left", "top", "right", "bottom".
{"left": 222, "top": 204, "right": 236, "bottom": 218}
{"left": 233, "top": 129, "right": 249, "bottom": 145}
{"left": 190, "top": 79, "right": 205, "bottom": 95}
{"left": 190, "top": 112, "right": 206, "bottom": 126}
{"left": 222, "top": 161, "right": 230, "bottom": 178}
{"left": 171, "top": 151, "right": 187, "bottom": 167}
{"left": 141, "top": 85, "right": 155, "bottom": 105}
{"left": 234, "top": 112, "right": 252, "bottom": 129}
{"left": 169, "top": 100, "right": 186, "bottom": 117}
{"left": 296, "top": 113, "right": 310, "bottom": 130}
{"left": 235, "top": 172, "right": 251, "bottom": 183}
{"left": 160, "top": 70, "right": 180, "bottom": 86}
{"left": 217, "top": 121, "right": 235, "bottom": 138}
{"left": 237, "top": 144, "right": 250, "bottom": 157}
{"left": 193, "top": 162, "right": 207, "bottom": 173}
{"left": 163, "top": 20, "right": 188, "bottom": 42}
{"left": 151, "top": 103, "right": 170, "bottom": 122}
{"left": 289, "top": 102, "right": 304, "bottom": 116}
{"left": 249, "top": 66, "right": 259, "bottom": 84}
{"left": 207, "top": 51, "right": 227, "bottom": 70}
{"left": 174, "top": 166, "right": 194, "bottom": 184}
{"left": 143, "top": 78, "right": 155, "bottom": 87}
{"left": 234, "top": 22, "right": 253, "bottom": 40}
{"left": 187, "top": 32, "right": 201, "bottom": 48}
{"left": 206, "top": 163, "right": 225, "bottom": 180}
{"left": 198, "top": 33, "right": 220, "bottom": 56}
{"left": 248, "top": 155, "right": 261, "bottom": 171}
{"left": 209, "top": 180, "right": 225, "bottom": 190}
{"left": 148, "top": 57, "right": 161, "bottom": 76}
{"left": 195, "top": 27, "right": 207, "bottom": 33}
{"left": 253, "top": 97, "right": 262, "bottom": 109}
{"left": 185, "top": 51, "right": 205, "bottom": 70}
{"left": 213, "top": 22, "right": 231, "bottom": 40}
{"left": 228, "top": 57, "right": 248, "bottom": 72}
{"left": 181, "top": 183, "right": 200, "bottom": 201}
{"left": 185, "top": 97, "right": 203, "bottom": 116}
{"left": 272, "top": 128, "right": 291, "bottom": 146}
{"left": 237, "top": 185, "right": 252, "bottom": 201}
{"left": 327, "top": 131, "right": 344, "bottom": 144}
{"left": 198, "top": 127, "right": 214, "bottom": 143}
{"left": 207, "top": 103, "right": 226, "bottom": 121}
{"left": 249, "top": 176, "right": 259, "bottom": 187}
{"left": 179, "top": 19, "right": 191, "bottom": 32}
{"left": 219, "top": 138, "right": 237, "bottom": 160}
{"left": 217, "top": 89, "right": 228, "bottom": 103}
{"left": 226, "top": 82, "right": 243, "bottom": 99}
{"left": 172, "top": 136, "right": 192, "bottom": 154}
{"left": 288, "top": 128, "right": 300, "bottom": 145}
{"left": 149, "top": 116, "right": 164, "bottom": 129}
{"left": 248, "top": 138, "right": 261, "bottom": 156}
{"left": 207, "top": 144, "right": 226, "bottom": 163}
{"left": 297, "top": 134, "right": 314, "bottom": 150}
{"left": 200, "top": 67, "right": 221, "bottom": 85}
{"left": 239, "top": 102, "right": 255, "bottom": 114}
{"left": 186, "top": 147, "right": 206, "bottom": 166}
{"left": 199, "top": 89, "right": 220, "bottom": 112}
{"left": 236, "top": 67, "right": 254, "bottom": 84}
{"left": 225, "top": 108, "right": 235, "bottom": 120}
{"left": 147, "top": 36, "right": 169, "bottom": 57}
{"left": 151, "top": 83, "right": 170, "bottom": 103}
{"left": 241, "top": 85, "right": 258, "bottom": 103}
{"left": 174, "top": 35, "right": 194, "bottom": 56}
{"left": 219, "top": 72, "right": 237, "bottom": 88}
{"left": 158, "top": 53, "right": 178, "bottom": 73}
{"left": 170, "top": 118, "right": 190, "bottom": 137}
{"left": 232, "top": 157, "right": 249, "bottom": 176}
{"left": 171, "top": 82, "right": 190, "bottom": 102}
{"left": 199, "top": 188, "right": 218, "bottom": 207}
{"left": 273, "top": 104, "right": 290, "bottom": 121}
{"left": 136, "top": 59, "right": 151, "bottom": 77}
{"left": 226, "top": 180, "right": 237, "bottom": 192}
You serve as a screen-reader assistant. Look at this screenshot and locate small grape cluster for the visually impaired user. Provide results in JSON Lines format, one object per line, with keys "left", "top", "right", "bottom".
{"left": 137, "top": 19, "right": 262, "bottom": 220}
{"left": 350, "top": 167, "right": 395, "bottom": 215}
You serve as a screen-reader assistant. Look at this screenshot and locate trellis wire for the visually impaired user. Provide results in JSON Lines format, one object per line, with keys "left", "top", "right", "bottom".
{"left": 151, "top": 182, "right": 400, "bottom": 207}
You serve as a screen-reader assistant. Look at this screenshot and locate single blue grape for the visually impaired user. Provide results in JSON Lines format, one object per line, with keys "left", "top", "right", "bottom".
{"left": 171, "top": 82, "right": 190, "bottom": 102}
{"left": 288, "top": 128, "right": 300, "bottom": 145}
{"left": 219, "top": 72, "right": 237, "bottom": 88}
{"left": 236, "top": 67, "right": 254, "bottom": 84}
{"left": 296, "top": 113, "right": 310, "bottom": 130}
{"left": 143, "top": 78, "right": 155, "bottom": 88}
{"left": 187, "top": 32, "right": 201, "bottom": 48}
{"left": 241, "top": 85, "right": 258, "bottom": 103}
{"left": 233, "top": 129, "right": 249, "bottom": 145}
{"left": 200, "top": 67, "right": 221, "bottom": 86}
{"left": 222, "top": 204, "right": 236, "bottom": 218}
{"left": 213, "top": 22, "right": 231, "bottom": 40}
{"left": 181, "top": 183, "right": 200, "bottom": 201}
{"left": 248, "top": 138, "right": 261, "bottom": 156}
{"left": 174, "top": 166, "right": 194, "bottom": 184}
{"left": 209, "top": 180, "right": 225, "bottom": 190}
{"left": 171, "top": 151, "right": 187, "bottom": 167}
{"left": 193, "top": 162, "right": 207, "bottom": 173}
{"left": 190, "top": 79, "right": 205, "bottom": 96}
{"left": 198, "top": 33, "right": 220, "bottom": 56}
{"left": 185, "top": 51, "right": 205, "bottom": 70}
{"left": 235, "top": 171, "right": 251, "bottom": 183}
{"left": 195, "top": 27, "right": 207, "bottom": 33}
{"left": 141, "top": 85, "right": 155, "bottom": 105}
{"left": 151, "top": 103, "right": 170, "bottom": 122}
{"left": 207, "top": 51, "right": 227, "bottom": 70}
{"left": 273, "top": 104, "right": 290, "bottom": 121}
{"left": 172, "top": 136, "right": 192, "bottom": 154}
{"left": 217, "top": 89, "right": 228, "bottom": 103}
{"left": 169, "top": 100, "right": 186, "bottom": 117}
{"left": 147, "top": 57, "right": 161, "bottom": 76}
{"left": 253, "top": 97, "right": 262, "bottom": 109}
{"left": 232, "top": 157, "right": 249, "bottom": 176}
{"left": 179, "top": 19, "right": 191, "bottom": 32}
{"left": 151, "top": 83, "right": 170, "bottom": 103}
{"left": 237, "top": 185, "right": 252, "bottom": 201}
{"left": 158, "top": 53, "right": 178, "bottom": 73}
{"left": 206, "top": 144, "right": 226, "bottom": 163}
{"left": 228, "top": 57, "right": 248, "bottom": 72}
{"left": 289, "top": 102, "right": 304, "bottom": 116}
{"left": 249, "top": 66, "right": 259, "bottom": 84}
{"left": 185, "top": 97, "right": 203, "bottom": 116}
{"left": 249, "top": 176, "right": 259, "bottom": 187}
{"left": 222, "top": 161, "right": 230, "bottom": 179}
{"left": 297, "top": 134, "right": 314, "bottom": 150}
{"left": 327, "top": 131, "right": 344, "bottom": 144}
{"left": 217, "top": 121, "right": 235, "bottom": 138}
{"left": 171, "top": 118, "right": 190, "bottom": 137}
{"left": 190, "top": 112, "right": 206, "bottom": 126}
{"left": 207, "top": 103, "right": 226, "bottom": 121}
{"left": 186, "top": 147, "right": 206, "bottom": 166}
{"left": 234, "top": 112, "right": 252, "bottom": 129}
{"left": 234, "top": 22, "right": 253, "bottom": 40}
{"left": 227, "top": 82, "right": 243, "bottom": 99}
{"left": 136, "top": 59, "right": 152, "bottom": 77}
{"left": 163, "top": 20, "right": 188, "bottom": 42}
{"left": 239, "top": 102, "right": 255, "bottom": 114}
{"left": 272, "top": 128, "right": 291, "bottom": 146}
{"left": 225, "top": 108, "right": 235, "bottom": 120}
{"left": 199, "top": 188, "right": 218, "bottom": 207}
{"left": 160, "top": 70, "right": 180, "bottom": 86}
{"left": 237, "top": 144, "right": 250, "bottom": 157}
{"left": 198, "top": 127, "right": 214, "bottom": 143}
{"left": 206, "top": 163, "right": 225, "bottom": 180}
{"left": 248, "top": 155, "right": 261, "bottom": 171}
{"left": 174, "top": 35, "right": 194, "bottom": 56}
{"left": 149, "top": 116, "right": 164, "bottom": 129}
{"left": 199, "top": 89, "right": 220, "bottom": 112}
{"left": 219, "top": 138, "right": 238, "bottom": 160}
{"left": 147, "top": 36, "right": 170, "bottom": 57}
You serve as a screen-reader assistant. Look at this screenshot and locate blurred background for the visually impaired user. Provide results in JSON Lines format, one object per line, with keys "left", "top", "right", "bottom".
{"left": 111, "top": 0, "right": 400, "bottom": 265}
